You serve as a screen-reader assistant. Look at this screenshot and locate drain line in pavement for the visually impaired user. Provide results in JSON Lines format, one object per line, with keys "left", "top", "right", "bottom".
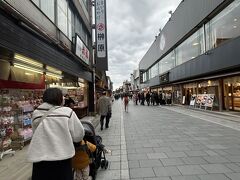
{"left": 120, "top": 102, "right": 130, "bottom": 179}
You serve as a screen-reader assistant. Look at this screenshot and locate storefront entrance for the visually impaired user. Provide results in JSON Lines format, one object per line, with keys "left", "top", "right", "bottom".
{"left": 182, "top": 83, "right": 197, "bottom": 105}
{"left": 180, "top": 80, "right": 220, "bottom": 110}
{"left": 224, "top": 76, "right": 240, "bottom": 111}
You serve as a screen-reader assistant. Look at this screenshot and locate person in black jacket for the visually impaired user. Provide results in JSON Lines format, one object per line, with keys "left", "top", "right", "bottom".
{"left": 64, "top": 94, "right": 75, "bottom": 108}
{"left": 146, "top": 91, "right": 151, "bottom": 106}
{"left": 140, "top": 92, "right": 145, "bottom": 105}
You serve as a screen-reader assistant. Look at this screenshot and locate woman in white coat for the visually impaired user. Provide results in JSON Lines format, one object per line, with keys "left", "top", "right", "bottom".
{"left": 27, "top": 88, "right": 85, "bottom": 180}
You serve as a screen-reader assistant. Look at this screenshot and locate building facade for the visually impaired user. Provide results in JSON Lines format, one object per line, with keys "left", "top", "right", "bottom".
{"left": 139, "top": 0, "right": 240, "bottom": 111}
{"left": 131, "top": 69, "right": 140, "bottom": 92}
{"left": 0, "top": 0, "right": 95, "bottom": 116}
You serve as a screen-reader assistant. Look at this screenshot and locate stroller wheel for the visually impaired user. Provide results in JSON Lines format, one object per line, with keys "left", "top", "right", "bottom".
{"left": 104, "top": 160, "right": 109, "bottom": 169}
{"left": 100, "top": 160, "right": 109, "bottom": 169}
{"left": 101, "top": 160, "right": 105, "bottom": 169}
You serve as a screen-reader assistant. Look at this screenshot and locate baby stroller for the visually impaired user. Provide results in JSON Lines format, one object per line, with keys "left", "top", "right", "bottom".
{"left": 74, "top": 121, "right": 109, "bottom": 180}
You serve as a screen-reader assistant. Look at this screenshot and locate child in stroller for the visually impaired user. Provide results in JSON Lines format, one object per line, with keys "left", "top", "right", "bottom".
{"left": 72, "top": 121, "right": 109, "bottom": 180}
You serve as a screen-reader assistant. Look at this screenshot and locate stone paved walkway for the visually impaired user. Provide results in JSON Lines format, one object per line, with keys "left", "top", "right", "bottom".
{"left": 1, "top": 100, "right": 240, "bottom": 180}
{"left": 124, "top": 101, "right": 240, "bottom": 180}
{"left": 95, "top": 99, "right": 129, "bottom": 180}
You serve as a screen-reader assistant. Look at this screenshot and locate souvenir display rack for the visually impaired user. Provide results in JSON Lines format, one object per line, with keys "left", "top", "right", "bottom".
{"left": 0, "top": 92, "right": 16, "bottom": 160}
{"left": 0, "top": 89, "right": 43, "bottom": 159}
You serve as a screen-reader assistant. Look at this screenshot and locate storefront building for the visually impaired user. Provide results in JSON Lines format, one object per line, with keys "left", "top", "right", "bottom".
{"left": 139, "top": 0, "right": 240, "bottom": 112}
{"left": 0, "top": 0, "right": 94, "bottom": 156}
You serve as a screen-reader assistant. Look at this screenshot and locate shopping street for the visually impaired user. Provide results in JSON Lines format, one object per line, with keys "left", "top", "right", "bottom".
{"left": 1, "top": 100, "right": 240, "bottom": 179}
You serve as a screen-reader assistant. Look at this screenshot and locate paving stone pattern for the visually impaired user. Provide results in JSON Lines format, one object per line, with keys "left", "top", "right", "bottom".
{"left": 124, "top": 101, "right": 240, "bottom": 180}
{"left": 1, "top": 100, "right": 240, "bottom": 180}
{"left": 91, "top": 100, "right": 129, "bottom": 180}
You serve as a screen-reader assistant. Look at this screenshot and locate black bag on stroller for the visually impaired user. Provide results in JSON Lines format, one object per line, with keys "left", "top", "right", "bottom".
{"left": 73, "top": 121, "right": 108, "bottom": 180}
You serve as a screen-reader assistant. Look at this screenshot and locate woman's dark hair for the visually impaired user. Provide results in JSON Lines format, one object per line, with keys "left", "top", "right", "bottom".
{"left": 42, "top": 88, "right": 63, "bottom": 106}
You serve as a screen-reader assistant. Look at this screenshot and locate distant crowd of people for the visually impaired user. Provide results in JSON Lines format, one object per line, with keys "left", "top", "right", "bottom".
{"left": 114, "top": 91, "right": 172, "bottom": 106}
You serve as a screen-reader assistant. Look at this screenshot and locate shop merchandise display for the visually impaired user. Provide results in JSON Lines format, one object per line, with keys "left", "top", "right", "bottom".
{"left": 0, "top": 94, "right": 16, "bottom": 160}
{"left": 68, "top": 89, "right": 85, "bottom": 107}
{"left": 0, "top": 90, "right": 43, "bottom": 160}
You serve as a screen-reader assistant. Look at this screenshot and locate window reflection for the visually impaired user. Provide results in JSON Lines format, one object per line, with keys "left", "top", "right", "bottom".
{"left": 150, "top": 63, "right": 159, "bottom": 78}
{"left": 57, "top": 0, "right": 68, "bottom": 35}
{"left": 176, "top": 27, "right": 204, "bottom": 66}
{"left": 143, "top": 72, "right": 146, "bottom": 82}
{"left": 68, "top": 7, "right": 73, "bottom": 40}
{"left": 82, "top": 26, "right": 89, "bottom": 46}
{"left": 206, "top": 0, "right": 240, "bottom": 50}
{"left": 75, "top": 16, "right": 83, "bottom": 38}
{"left": 32, "top": 0, "right": 39, "bottom": 7}
{"left": 32, "top": 0, "right": 54, "bottom": 22}
{"left": 41, "top": 0, "right": 55, "bottom": 22}
{"left": 159, "top": 51, "right": 175, "bottom": 74}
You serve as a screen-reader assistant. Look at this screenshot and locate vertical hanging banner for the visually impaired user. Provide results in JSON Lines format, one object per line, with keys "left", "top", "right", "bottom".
{"left": 139, "top": 70, "right": 144, "bottom": 84}
{"left": 95, "top": 0, "right": 108, "bottom": 70}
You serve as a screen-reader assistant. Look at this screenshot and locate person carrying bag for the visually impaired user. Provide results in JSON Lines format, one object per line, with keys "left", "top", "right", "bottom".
{"left": 27, "top": 88, "right": 85, "bottom": 180}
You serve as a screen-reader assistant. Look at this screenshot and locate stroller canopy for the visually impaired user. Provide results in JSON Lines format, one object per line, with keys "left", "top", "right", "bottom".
{"left": 82, "top": 121, "right": 95, "bottom": 137}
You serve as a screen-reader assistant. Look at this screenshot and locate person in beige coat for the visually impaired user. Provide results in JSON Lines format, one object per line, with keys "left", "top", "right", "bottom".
{"left": 97, "top": 91, "right": 112, "bottom": 130}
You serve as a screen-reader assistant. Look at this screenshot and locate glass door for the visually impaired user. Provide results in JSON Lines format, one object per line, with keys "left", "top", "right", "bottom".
{"left": 224, "top": 83, "right": 233, "bottom": 110}
{"left": 224, "top": 76, "right": 240, "bottom": 111}
{"left": 232, "top": 81, "right": 240, "bottom": 111}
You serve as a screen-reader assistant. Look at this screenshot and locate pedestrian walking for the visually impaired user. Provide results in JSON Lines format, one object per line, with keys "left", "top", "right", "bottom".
{"left": 97, "top": 91, "right": 112, "bottom": 130}
{"left": 154, "top": 92, "right": 159, "bottom": 105}
{"left": 133, "top": 92, "right": 138, "bottom": 105}
{"left": 151, "top": 92, "right": 155, "bottom": 105}
{"left": 162, "top": 92, "right": 166, "bottom": 105}
{"left": 146, "top": 91, "right": 151, "bottom": 106}
{"left": 166, "top": 91, "right": 172, "bottom": 105}
{"left": 140, "top": 92, "right": 145, "bottom": 105}
{"left": 27, "top": 88, "right": 85, "bottom": 180}
{"left": 138, "top": 93, "right": 141, "bottom": 104}
{"left": 159, "top": 91, "right": 163, "bottom": 105}
{"left": 123, "top": 94, "right": 129, "bottom": 112}
{"left": 106, "top": 92, "right": 113, "bottom": 125}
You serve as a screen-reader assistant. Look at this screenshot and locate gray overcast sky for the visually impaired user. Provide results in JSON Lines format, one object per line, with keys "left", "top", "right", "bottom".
{"left": 106, "top": 0, "right": 182, "bottom": 90}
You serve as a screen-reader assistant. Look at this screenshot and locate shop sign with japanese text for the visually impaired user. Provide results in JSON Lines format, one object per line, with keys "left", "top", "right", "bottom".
{"left": 95, "top": 0, "right": 107, "bottom": 59}
{"left": 75, "top": 35, "right": 89, "bottom": 65}
{"left": 139, "top": 70, "right": 144, "bottom": 84}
